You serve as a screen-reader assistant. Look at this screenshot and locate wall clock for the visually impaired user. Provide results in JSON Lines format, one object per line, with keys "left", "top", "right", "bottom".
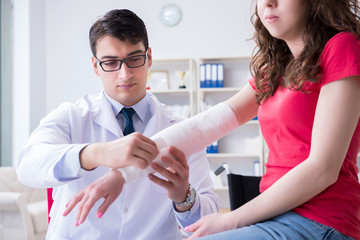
{"left": 160, "top": 4, "right": 182, "bottom": 27}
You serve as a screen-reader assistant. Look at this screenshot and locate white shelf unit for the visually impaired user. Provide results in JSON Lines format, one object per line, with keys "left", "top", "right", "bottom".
{"left": 149, "top": 59, "right": 197, "bottom": 117}
{"left": 198, "top": 57, "right": 263, "bottom": 209}
{"left": 197, "top": 56, "right": 252, "bottom": 111}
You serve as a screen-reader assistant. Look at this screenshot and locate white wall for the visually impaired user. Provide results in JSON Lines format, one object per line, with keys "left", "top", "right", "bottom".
{"left": 1, "top": 0, "right": 14, "bottom": 166}
{"left": 13, "top": 0, "right": 255, "bottom": 163}
{"left": 45, "top": 0, "right": 255, "bottom": 111}
{"left": 13, "top": 0, "right": 30, "bottom": 165}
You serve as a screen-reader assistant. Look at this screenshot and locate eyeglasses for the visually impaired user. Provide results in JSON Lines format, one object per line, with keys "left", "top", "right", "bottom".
{"left": 95, "top": 51, "right": 147, "bottom": 72}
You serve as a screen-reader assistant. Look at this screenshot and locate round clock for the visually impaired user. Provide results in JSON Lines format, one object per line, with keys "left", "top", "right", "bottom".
{"left": 160, "top": 4, "right": 182, "bottom": 27}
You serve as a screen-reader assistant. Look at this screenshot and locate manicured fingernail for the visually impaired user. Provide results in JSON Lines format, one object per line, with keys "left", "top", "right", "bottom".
{"left": 65, "top": 202, "right": 69, "bottom": 207}
{"left": 78, "top": 219, "right": 82, "bottom": 225}
{"left": 97, "top": 211, "right": 103, "bottom": 218}
{"left": 184, "top": 226, "right": 190, "bottom": 231}
{"left": 75, "top": 221, "right": 79, "bottom": 227}
{"left": 63, "top": 211, "right": 66, "bottom": 216}
{"left": 152, "top": 163, "right": 159, "bottom": 169}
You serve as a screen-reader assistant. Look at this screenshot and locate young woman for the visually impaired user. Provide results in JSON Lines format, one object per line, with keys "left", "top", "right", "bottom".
{"left": 184, "top": 0, "right": 360, "bottom": 239}
{"left": 63, "top": 0, "right": 360, "bottom": 239}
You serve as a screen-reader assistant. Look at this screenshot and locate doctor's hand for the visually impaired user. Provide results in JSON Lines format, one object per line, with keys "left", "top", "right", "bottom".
{"left": 80, "top": 132, "right": 159, "bottom": 170}
{"left": 63, "top": 169, "right": 124, "bottom": 226}
{"left": 148, "top": 146, "right": 192, "bottom": 212}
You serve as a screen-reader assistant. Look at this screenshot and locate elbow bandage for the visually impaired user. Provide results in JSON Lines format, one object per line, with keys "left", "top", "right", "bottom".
{"left": 119, "top": 102, "right": 240, "bottom": 183}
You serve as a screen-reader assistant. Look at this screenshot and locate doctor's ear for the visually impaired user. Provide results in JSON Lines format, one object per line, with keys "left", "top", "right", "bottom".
{"left": 147, "top": 47, "right": 152, "bottom": 68}
{"left": 92, "top": 56, "right": 101, "bottom": 77}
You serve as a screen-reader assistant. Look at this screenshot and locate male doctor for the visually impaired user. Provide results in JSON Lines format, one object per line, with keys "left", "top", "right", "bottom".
{"left": 16, "top": 9, "right": 218, "bottom": 240}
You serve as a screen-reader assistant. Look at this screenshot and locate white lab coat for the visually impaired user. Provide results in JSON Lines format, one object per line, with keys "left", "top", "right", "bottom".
{"left": 17, "top": 91, "right": 218, "bottom": 240}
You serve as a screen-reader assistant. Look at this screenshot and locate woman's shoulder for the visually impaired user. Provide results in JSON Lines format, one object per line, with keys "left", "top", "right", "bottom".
{"left": 321, "top": 32, "right": 360, "bottom": 61}
{"left": 324, "top": 32, "right": 360, "bottom": 51}
{"left": 319, "top": 32, "right": 360, "bottom": 87}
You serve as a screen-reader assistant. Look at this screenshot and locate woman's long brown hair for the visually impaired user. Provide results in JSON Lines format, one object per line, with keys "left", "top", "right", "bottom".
{"left": 250, "top": 0, "right": 360, "bottom": 104}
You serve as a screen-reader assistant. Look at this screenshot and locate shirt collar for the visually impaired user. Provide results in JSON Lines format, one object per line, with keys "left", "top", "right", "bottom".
{"left": 103, "top": 91, "right": 150, "bottom": 122}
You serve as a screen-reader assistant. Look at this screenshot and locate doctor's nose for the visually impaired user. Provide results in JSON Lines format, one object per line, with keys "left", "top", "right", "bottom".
{"left": 117, "top": 63, "right": 133, "bottom": 80}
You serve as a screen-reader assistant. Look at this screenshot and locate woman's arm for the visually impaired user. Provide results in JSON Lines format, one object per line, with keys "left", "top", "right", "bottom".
{"left": 227, "top": 83, "right": 260, "bottom": 125}
{"left": 185, "top": 76, "right": 360, "bottom": 239}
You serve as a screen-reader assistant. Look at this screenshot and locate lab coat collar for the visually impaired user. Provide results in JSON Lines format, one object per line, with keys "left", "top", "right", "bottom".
{"left": 103, "top": 91, "right": 150, "bottom": 124}
{"left": 84, "top": 91, "right": 179, "bottom": 139}
{"left": 89, "top": 91, "right": 122, "bottom": 137}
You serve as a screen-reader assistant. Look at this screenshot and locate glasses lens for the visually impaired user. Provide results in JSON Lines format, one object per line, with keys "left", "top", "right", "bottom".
{"left": 101, "top": 60, "right": 121, "bottom": 71}
{"left": 126, "top": 55, "right": 146, "bottom": 68}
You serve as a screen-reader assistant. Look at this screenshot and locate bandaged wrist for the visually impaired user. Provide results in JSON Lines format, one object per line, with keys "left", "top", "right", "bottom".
{"left": 119, "top": 101, "right": 240, "bottom": 183}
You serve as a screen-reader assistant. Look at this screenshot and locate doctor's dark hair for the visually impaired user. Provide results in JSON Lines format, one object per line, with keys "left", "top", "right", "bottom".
{"left": 89, "top": 9, "right": 149, "bottom": 57}
{"left": 250, "top": 0, "right": 360, "bottom": 104}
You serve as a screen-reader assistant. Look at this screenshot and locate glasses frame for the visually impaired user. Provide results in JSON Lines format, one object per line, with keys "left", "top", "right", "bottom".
{"left": 95, "top": 50, "right": 148, "bottom": 72}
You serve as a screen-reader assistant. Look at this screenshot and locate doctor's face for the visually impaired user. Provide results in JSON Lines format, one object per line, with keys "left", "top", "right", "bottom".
{"left": 92, "top": 35, "right": 152, "bottom": 106}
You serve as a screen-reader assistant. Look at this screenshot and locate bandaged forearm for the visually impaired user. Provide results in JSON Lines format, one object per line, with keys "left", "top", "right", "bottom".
{"left": 119, "top": 102, "right": 240, "bottom": 183}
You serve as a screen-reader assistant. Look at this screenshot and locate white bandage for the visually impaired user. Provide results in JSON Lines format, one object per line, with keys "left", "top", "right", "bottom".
{"left": 119, "top": 102, "right": 239, "bottom": 183}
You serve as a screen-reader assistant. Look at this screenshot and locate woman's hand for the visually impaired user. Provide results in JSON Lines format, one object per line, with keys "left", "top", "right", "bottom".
{"left": 63, "top": 169, "right": 125, "bottom": 226}
{"left": 183, "top": 212, "right": 237, "bottom": 239}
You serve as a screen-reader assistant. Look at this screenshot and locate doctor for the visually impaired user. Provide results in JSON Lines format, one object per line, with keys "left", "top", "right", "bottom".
{"left": 16, "top": 9, "right": 218, "bottom": 240}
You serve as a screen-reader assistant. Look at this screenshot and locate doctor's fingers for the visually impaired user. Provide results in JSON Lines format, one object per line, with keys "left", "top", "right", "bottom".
{"left": 126, "top": 132, "right": 157, "bottom": 146}
{"left": 123, "top": 132, "right": 158, "bottom": 152}
{"left": 122, "top": 136, "right": 159, "bottom": 166}
{"left": 160, "top": 150, "right": 189, "bottom": 181}
{"left": 150, "top": 157, "right": 189, "bottom": 196}
{"left": 168, "top": 146, "right": 189, "bottom": 171}
{"left": 151, "top": 156, "right": 187, "bottom": 183}
{"left": 128, "top": 149, "right": 158, "bottom": 169}
{"left": 103, "top": 143, "right": 156, "bottom": 169}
